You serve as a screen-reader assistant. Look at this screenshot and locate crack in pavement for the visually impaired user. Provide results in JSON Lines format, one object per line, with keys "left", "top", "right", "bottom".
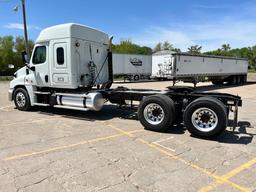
{"left": 16, "top": 175, "right": 53, "bottom": 192}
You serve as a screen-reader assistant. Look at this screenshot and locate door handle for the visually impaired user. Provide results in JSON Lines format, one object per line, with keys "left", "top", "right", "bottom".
{"left": 45, "top": 75, "right": 49, "bottom": 83}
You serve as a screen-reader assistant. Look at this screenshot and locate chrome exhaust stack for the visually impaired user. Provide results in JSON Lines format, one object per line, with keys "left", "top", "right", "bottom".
{"left": 101, "top": 36, "right": 114, "bottom": 89}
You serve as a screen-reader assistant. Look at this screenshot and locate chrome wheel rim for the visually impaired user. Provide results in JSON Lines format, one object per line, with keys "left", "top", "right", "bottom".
{"left": 143, "top": 103, "right": 165, "bottom": 125}
{"left": 191, "top": 108, "right": 218, "bottom": 132}
{"left": 16, "top": 92, "right": 26, "bottom": 108}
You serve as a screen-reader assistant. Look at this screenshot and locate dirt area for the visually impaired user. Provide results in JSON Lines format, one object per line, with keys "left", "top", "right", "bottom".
{"left": 0, "top": 75, "right": 255, "bottom": 192}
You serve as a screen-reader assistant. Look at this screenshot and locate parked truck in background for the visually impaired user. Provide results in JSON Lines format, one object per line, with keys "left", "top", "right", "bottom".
{"left": 8, "top": 23, "right": 243, "bottom": 138}
{"left": 151, "top": 50, "right": 175, "bottom": 80}
{"left": 152, "top": 51, "right": 248, "bottom": 86}
{"left": 113, "top": 53, "right": 152, "bottom": 81}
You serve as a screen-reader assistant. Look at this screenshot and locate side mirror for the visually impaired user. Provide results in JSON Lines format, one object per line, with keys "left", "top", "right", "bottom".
{"left": 8, "top": 64, "right": 15, "bottom": 69}
{"left": 21, "top": 51, "right": 29, "bottom": 65}
{"left": 21, "top": 51, "right": 35, "bottom": 72}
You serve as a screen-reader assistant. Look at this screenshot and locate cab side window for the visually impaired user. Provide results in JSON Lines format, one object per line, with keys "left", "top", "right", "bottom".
{"left": 57, "top": 47, "right": 64, "bottom": 65}
{"left": 32, "top": 46, "right": 46, "bottom": 64}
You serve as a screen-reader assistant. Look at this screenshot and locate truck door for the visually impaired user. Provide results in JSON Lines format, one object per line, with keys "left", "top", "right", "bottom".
{"left": 30, "top": 43, "right": 50, "bottom": 87}
{"left": 51, "top": 42, "right": 69, "bottom": 87}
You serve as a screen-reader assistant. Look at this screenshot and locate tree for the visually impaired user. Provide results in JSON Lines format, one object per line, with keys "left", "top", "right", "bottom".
{"left": 153, "top": 41, "right": 180, "bottom": 53}
{"left": 188, "top": 45, "right": 202, "bottom": 54}
{"left": 204, "top": 44, "right": 256, "bottom": 71}
{"left": 162, "top": 41, "right": 173, "bottom": 50}
{"left": 113, "top": 40, "right": 152, "bottom": 55}
{"left": 14, "top": 36, "right": 34, "bottom": 67}
{"left": 248, "top": 46, "right": 256, "bottom": 70}
{"left": 221, "top": 44, "right": 231, "bottom": 52}
{"left": 172, "top": 48, "right": 181, "bottom": 53}
{"left": 153, "top": 43, "right": 162, "bottom": 52}
{"left": 138, "top": 46, "right": 152, "bottom": 55}
{"left": 0, "top": 36, "right": 15, "bottom": 75}
{"left": 0, "top": 35, "right": 35, "bottom": 76}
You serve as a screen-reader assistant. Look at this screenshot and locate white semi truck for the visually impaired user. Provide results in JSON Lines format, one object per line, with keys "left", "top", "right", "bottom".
{"left": 113, "top": 53, "right": 152, "bottom": 81}
{"left": 9, "top": 23, "right": 243, "bottom": 138}
{"left": 152, "top": 51, "right": 248, "bottom": 86}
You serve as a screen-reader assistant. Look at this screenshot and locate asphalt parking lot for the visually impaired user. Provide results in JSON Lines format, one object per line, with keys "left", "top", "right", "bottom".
{"left": 0, "top": 77, "right": 256, "bottom": 192}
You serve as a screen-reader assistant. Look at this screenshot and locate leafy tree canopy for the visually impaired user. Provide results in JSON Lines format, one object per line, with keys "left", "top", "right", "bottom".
{"left": 113, "top": 40, "right": 152, "bottom": 55}
{"left": 0, "top": 36, "right": 34, "bottom": 76}
{"left": 153, "top": 41, "right": 181, "bottom": 53}
{"left": 188, "top": 45, "right": 202, "bottom": 54}
{"left": 205, "top": 44, "right": 256, "bottom": 70}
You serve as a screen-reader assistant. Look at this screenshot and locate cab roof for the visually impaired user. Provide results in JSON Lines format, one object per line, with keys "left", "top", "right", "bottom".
{"left": 36, "top": 23, "right": 109, "bottom": 44}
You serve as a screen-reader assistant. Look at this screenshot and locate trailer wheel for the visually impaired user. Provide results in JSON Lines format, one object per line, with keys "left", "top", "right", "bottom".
{"left": 14, "top": 88, "right": 31, "bottom": 111}
{"left": 236, "top": 76, "right": 241, "bottom": 84}
{"left": 138, "top": 95, "right": 175, "bottom": 132}
{"left": 183, "top": 97, "right": 227, "bottom": 138}
{"left": 134, "top": 75, "right": 140, "bottom": 81}
{"left": 212, "top": 80, "right": 223, "bottom": 85}
{"left": 231, "top": 76, "right": 237, "bottom": 85}
{"left": 242, "top": 75, "right": 247, "bottom": 84}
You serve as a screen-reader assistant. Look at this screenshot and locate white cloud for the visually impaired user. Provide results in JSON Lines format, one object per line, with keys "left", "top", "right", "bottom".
{"left": 3, "top": 23, "right": 41, "bottom": 30}
{"left": 192, "top": 5, "right": 224, "bottom": 9}
{"left": 29, "top": 25, "right": 42, "bottom": 30}
{"left": 119, "top": 18, "right": 256, "bottom": 52}
{"left": 180, "top": 20, "right": 256, "bottom": 51}
{"left": 118, "top": 26, "right": 195, "bottom": 51}
{"left": 4, "top": 23, "right": 24, "bottom": 30}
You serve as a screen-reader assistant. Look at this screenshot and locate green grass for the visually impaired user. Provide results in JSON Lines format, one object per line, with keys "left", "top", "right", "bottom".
{"left": 0, "top": 76, "right": 13, "bottom": 81}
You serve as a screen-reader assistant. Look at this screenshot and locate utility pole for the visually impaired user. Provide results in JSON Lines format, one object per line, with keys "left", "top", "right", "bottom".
{"left": 21, "top": 0, "right": 30, "bottom": 59}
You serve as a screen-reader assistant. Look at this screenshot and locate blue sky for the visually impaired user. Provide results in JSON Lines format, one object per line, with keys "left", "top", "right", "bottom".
{"left": 0, "top": 0, "right": 256, "bottom": 51}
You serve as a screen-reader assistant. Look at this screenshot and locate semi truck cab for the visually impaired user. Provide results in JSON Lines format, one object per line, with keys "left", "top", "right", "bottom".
{"left": 9, "top": 23, "right": 112, "bottom": 107}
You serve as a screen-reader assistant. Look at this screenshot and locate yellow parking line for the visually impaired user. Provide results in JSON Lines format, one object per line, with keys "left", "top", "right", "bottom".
{"left": 105, "top": 123, "right": 135, "bottom": 137}
{"left": 3, "top": 129, "right": 144, "bottom": 161}
{"left": 221, "top": 158, "right": 256, "bottom": 179}
{"left": 152, "top": 136, "right": 175, "bottom": 152}
{"left": 104, "top": 123, "right": 250, "bottom": 192}
{"left": 152, "top": 142, "right": 175, "bottom": 152}
{"left": 153, "top": 136, "right": 174, "bottom": 143}
{"left": 1, "top": 116, "right": 60, "bottom": 127}
{"left": 0, "top": 105, "right": 13, "bottom": 111}
{"left": 0, "top": 105, "right": 13, "bottom": 110}
{"left": 199, "top": 158, "right": 256, "bottom": 192}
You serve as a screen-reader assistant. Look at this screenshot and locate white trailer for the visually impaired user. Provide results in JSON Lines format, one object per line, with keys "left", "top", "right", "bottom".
{"left": 8, "top": 23, "right": 244, "bottom": 138}
{"left": 151, "top": 50, "right": 175, "bottom": 80}
{"left": 113, "top": 53, "right": 152, "bottom": 81}
{"left": 152, "top": 52, "right": 248, "bottom": 86}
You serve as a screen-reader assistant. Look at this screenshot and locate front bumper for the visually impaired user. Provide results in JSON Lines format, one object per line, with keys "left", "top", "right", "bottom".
{"left": 8, "top": 89, "right": 13, "bottom": 101}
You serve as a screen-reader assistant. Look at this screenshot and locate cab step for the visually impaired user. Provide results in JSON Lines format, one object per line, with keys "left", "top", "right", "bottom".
{"left": 34, "top": 91, "right": 51, "bottom": 95}
{"left": 33, "top": 103, "right": 50, "bottom": 107}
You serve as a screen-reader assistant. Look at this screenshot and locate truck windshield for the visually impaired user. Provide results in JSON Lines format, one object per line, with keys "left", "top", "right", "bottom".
{"left": 32, "top": 46, "right": 46, "bottom": 64}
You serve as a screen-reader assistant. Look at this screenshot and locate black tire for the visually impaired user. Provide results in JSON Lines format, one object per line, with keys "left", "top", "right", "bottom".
{"left": 138, "top": 94, "right": 175, "bottom": 132}
{"left": 212, "top": 81, "right": 223, "bottom": 85}
{"left": 126, "top": 75, "right": 132, "bottom": 81}
{"left": 134, "top": 75, "right": 140, "bottom": 81}
{"left": 183, "top": 97, "right": 227, "bottom": 138}
{"left": 242, "top": 75, "right": 247, "bottom": 83}
{"left": 227, "top": 76, "right": 240, "bottom": 85}
{"left": 231, "top": 76, "right": 237, "bottom": 85}
{"left": 236, "top": 76, "right": 241, "bottom": 84}
{"left": 13, "top": 88, "right": 31, "bottom": 111}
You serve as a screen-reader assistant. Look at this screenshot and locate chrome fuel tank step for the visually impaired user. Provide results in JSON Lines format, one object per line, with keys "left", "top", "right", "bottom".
{"left": 56, "top": 92, "right": 104, "bottom": 111}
